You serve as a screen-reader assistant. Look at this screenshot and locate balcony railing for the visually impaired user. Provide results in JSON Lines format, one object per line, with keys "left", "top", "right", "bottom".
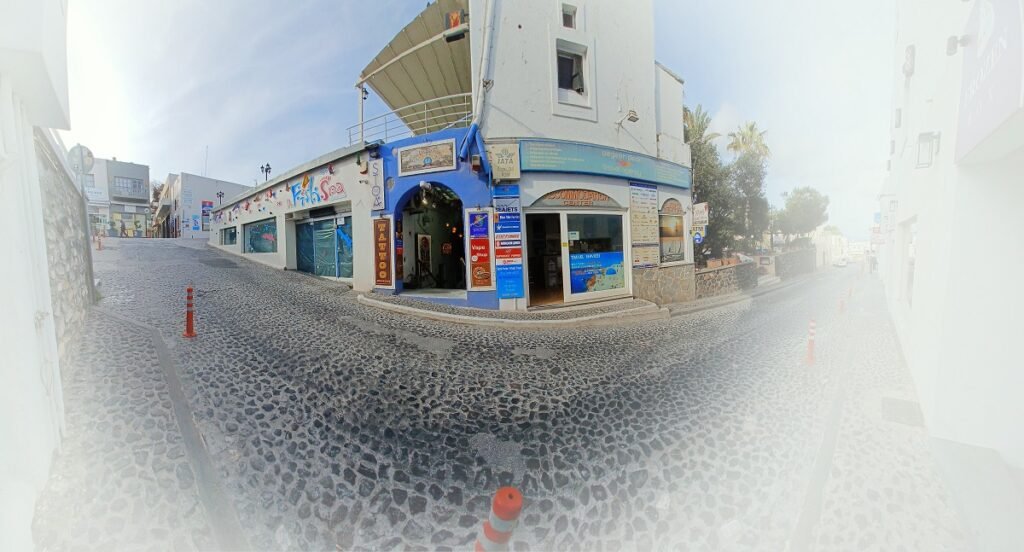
{"left": 347, "top": 93, "right": 472, "bottom": 145}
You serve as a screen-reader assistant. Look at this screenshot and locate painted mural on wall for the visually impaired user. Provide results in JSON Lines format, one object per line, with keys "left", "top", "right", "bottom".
{"left": 214, "top": 163, "right": 352, "bottom": 226}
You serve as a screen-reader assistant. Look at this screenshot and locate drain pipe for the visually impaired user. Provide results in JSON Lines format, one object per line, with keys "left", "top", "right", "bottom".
{"left": 459, "top": 0, "right": 496, "bottom": 163}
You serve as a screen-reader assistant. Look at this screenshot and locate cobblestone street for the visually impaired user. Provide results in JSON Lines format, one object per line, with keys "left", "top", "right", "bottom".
{"left": 33, "top": 239, "right": 968, "bottom": 551}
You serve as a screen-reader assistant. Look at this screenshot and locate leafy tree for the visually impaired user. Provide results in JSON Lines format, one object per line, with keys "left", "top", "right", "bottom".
{"left": 778, "top": 186, "right": 829, "bottom": 238}
{"left": 685, "top": 105, "right": 737, "bottom": 261}
{"left": 729, "top": 151, "right": 770, "bottom": 252}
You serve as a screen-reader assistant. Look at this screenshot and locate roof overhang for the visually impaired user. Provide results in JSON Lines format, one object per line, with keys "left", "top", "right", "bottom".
{"left": 358, "top": 0, "right": 471, "bottom": 119}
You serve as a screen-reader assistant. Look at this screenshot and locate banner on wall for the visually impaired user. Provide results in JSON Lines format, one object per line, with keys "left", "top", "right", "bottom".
{"left": 192, "top": 215, "right": 201, "bottom": 231}
{"left": 201, "top": 200, "right": 213, "bottom": 231}
{"left": 569, "top": 252, "right": 625, "bottom": 294}
{"left": 629, "top": 182, "right": 659, "bottom": 268}
{"left": 373, "top": 217, "right": 393, "bottom": 286}
{"left": 493, "top": 196, "right": 524, "bottom": 298}
{"left": 466, "top": 209, "right": 494, "bottom": 289}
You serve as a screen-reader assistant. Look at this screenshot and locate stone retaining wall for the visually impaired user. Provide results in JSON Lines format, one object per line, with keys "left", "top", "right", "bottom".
{"left": 775, "top": 248, "right": 817, "bottom": 280}
{"left": 695, "top": 261, "right": 758, "bottom": 299}
{"left": 35, "top": 129, "right": 93, "bottom": 366}
{"left": 632, "top": 263, "right": 696, "bottom": 305}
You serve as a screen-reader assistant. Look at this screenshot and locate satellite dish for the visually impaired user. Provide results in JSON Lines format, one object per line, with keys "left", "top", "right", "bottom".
{"left": 67, "top": 145, "right": 95, "bottom": 176}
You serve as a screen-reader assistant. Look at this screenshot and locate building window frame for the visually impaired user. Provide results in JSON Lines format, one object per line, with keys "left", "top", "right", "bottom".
{"left": 561, "top": 4, "right": 577, "bottom": 29}
{"left": 221, "top": 226, "right": 238, "bottom": 246}
{"left": 243, "top": 217, "right": 278, "bottom": 254}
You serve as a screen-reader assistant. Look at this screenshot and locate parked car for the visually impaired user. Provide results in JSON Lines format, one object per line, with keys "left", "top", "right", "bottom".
{"left": 833, "top": 257, "right": 848, "bottom": 267}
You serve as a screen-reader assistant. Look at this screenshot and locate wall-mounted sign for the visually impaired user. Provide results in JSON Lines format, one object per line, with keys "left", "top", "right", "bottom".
{"left": 520, "top": 139, "right": 691, "bottom": 188}
{"left": 629, "top": 182, "right": 659, "bottom": 268}
{"left": 485, "top": 142, "right": 521, "bottom": 181}
{"left": 531, "top": 189, "right": 620, "bottom": 209}
{"left": 493, "top": 197, "right": 524, "bottom": 299}
{"left": 692, "top": 202, "right": 709, "bottom": 226}
{"left": 397, "top": 139, "right": 457, "bottom": 177}
{"left": 466, "top": 209, "right": 494, "bottom": 289}
{"left": 373, "top": 217, "right": 393, "bottom": 287}
{"left": 956, "top": 0, "right": 1023, "bottom": 161}
{"left": 492, "top": 184, "right": 520, "bottom": 198}
{"left": 370, "top": 159, "right": 385, "bottom": 211}
{"left": 201, "top": 200, "right": 213, "bottom": 231}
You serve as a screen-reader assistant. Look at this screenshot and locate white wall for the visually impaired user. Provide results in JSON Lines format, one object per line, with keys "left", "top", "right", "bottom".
{"left": 176, "top": 173, "right": 250, "bottom": 240}
{"left": 880, "top": 0, "right": 1024, "bottom": 467}
{"left": 470, "top": 0, "right": 663, "bottom": 156}
{"left": 0, "top": 2, "right": 70, "bottom": 544}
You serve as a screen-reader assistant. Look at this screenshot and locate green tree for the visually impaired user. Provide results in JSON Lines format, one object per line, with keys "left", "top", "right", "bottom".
{"left": 726, "top": 121, "right": 770, "bottom": 159}
{"left": 778, "top": 186, "right": 830, "bottom": 238}
{"left": 729, "top": 152, "right": 770, "bottom": 252}
{"left": 685, "top": 105, "right": 739, "bottom": 261}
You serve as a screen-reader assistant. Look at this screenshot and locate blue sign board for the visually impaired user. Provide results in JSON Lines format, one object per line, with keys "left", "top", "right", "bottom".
{"left": 468, "top": 212, "right": 489, "bottom": 238}
{"left": 495, "top": 213, "right": 521, "bottom": 234}
{"left": 492, "top": 184, "right": 520, "bottom": 198}
{"left": 520, "top": 139, "right": 691, "bottom": 189}
{"left": 496, "top": 264, "right": 524, "bottom": 299}
{"left": 693, "top": 232, "right": 703, "bottom": 244}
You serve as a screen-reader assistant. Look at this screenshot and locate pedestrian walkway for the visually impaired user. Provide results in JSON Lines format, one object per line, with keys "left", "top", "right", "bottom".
{"left": 32, "top": 312, "right": 216, "bottom": 551}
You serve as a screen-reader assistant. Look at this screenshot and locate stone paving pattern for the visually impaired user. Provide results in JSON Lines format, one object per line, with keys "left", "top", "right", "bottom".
{"left": 32, "top": 312, "right": 215, "bottom": 551}
{"left": 33, "top": 240, "right": 969, "bottom": 551}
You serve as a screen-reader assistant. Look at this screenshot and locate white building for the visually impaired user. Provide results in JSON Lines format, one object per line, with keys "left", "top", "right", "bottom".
{"left": 155, "top": 172, "right": 250, "bottom": 239}
{"left": 83, "top": 157, "right": 150, "bottom": 237}
{"left": 0, "top": 0, "right": 72, "bottom": 548}
{"left": 879, "top": 0, "right": 1024, "bottom": 474}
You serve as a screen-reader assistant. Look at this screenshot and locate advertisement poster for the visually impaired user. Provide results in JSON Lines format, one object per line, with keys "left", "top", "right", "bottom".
{"left": 201, "top": 200, "right": 213, "bottom": 231}
{"left": 373, "top": 218, "right": 392, "bottom": 286}
{"left": 493, "top": 197, "right": 524, "bottom": 298}
{"left": 466, "top": 210, "right": 493, "bottom": 288}
{"left": 569, "top": 251, "right": 625, "bottom": 294}
{"left": 192, "top": 214, "right": 201, "bottom": 231}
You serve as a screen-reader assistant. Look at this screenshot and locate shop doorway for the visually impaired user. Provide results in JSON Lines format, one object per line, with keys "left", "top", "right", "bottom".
{"left": 296, "top": 214, "right": 354, "bottom": 278}
{"left": 399, "top": 183, "right": 465, "bottom": 292}
{"left": 526, "top": 213, "right": 564, "bottom": 306}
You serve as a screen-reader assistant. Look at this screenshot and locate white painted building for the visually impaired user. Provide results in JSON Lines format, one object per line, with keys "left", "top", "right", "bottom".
{"left": 83, "top": 157, "right": 150, "bottom": 237}
{"left": 0, "top": 0, "right": 70, "bottom": 548}
{"left": 209, "top": 144, "right": 376, "bottom": 291}
{"left": 155, "top": 172, "right": 250, "bottom": 239}
{"left": 347, "top": 0, "right": 695, "bottom": 309}
{"left": 879, "top": 0, "right": 1024, "bottom": 471}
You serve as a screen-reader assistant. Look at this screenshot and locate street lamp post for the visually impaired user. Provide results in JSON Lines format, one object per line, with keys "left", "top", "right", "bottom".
{"left": 260, "top": 163, "right": 272, "bottom": 182}
{"left": 216, "top": 191, "right": 224, "bottom": 205}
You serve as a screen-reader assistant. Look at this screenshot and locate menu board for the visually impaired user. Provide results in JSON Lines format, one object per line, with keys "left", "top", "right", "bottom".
{"left": 630, "top": 183, "right": 659, "bottom": 268}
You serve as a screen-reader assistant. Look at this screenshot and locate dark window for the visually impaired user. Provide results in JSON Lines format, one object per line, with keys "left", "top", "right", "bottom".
{"left": 562, "top": 4, "right": 577, "bottom": 28}
{"left": 244, "top": 218, "right": 277, "bottom": 253}
{"left": 557, "top": 52, "right": 584, "bottom": 93}
{"left": 221, "top": 227, "right": 238, "bottom": 246}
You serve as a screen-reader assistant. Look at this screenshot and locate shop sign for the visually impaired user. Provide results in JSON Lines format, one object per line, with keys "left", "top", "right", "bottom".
{"left": 629, "top": 182, "right": 659, "bottom": 268}
{"left": 956, "top": 0, "right": 1024, "bottom": 161}
{"left": 569, "top": 252, "right": 626, "bottom": 294}
{"left": 373, "top": 217, "right": 393, "bottom": 286}
{"left": 692, "top": 202, "right": 709, "bottom": 226}
{"left": 485, "top": 142, "right": 521, "bottom": 181}
{"left": 466, "top": 210, "right": 494, "bottom": 289}
{"left": 492, "top": 184, "right": 520, "bottom": 198}
{"left": 492, "top": 197, "right": 524, "bottom": 298}
{"left": 192, "top": 215, "right": 201, "bottom": 231}
{"left": 531, "top": 189, "right": 620, "bottom": 209}
{"left": 520, "top": 139, "right": 692, "bottom": 188}
{"left": 397, "top": 139, "right": 457, "bottom": 177}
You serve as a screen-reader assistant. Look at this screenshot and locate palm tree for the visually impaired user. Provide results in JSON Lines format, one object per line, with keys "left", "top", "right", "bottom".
{"left": 683, "top": 105, "right": 720, "bottom": 146}
{"left": 727, "top": 121, "right": 770, "bottom": 158}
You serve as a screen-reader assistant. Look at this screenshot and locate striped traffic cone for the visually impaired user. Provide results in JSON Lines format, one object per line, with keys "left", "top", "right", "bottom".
{"left": 183, "top": 286, "right": 197, "bottom": 338}
{"left": 806, "top": 320, "right": 816, "bottom": 365}
{"left": 475, "top": 487, "right": 523, "bottom": 552}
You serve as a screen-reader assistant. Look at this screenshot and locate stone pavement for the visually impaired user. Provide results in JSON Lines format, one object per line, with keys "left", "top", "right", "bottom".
{"left": 32, "top": 240, "right": 969, "bottom": 551}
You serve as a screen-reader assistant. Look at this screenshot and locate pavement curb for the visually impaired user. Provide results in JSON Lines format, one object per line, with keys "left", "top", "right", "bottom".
{"left": 356, "top": 294, "right": 670, "bottom": 329}
{"left": 668, "top": 274, "right": 817, "bottom": 317}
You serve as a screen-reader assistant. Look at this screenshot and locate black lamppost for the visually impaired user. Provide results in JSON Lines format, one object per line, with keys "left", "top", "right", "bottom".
{"left": 260, "top": 163, "right": 272, "bottom": 182}
{"left": 216, "top": 190, "right": 224, "bottom": 205}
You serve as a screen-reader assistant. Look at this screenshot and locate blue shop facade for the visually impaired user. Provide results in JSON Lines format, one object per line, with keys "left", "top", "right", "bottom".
{"left": 370, "top": 127, "right": 694, "bottom": 311}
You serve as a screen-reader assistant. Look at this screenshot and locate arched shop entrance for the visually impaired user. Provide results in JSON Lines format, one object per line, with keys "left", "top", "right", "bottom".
{"left": 397, "top": 182, "right": 465, "bottom": 293}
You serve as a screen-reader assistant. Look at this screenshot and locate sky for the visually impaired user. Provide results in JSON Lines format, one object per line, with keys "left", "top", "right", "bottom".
{"left": 60, "top": 0, "right": 895, "bottom": 240}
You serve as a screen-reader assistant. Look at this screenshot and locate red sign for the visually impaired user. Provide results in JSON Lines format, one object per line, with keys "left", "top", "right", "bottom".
{"left": 470, "top": 238, "right": 492, "bottom": 287}
{"left": 373, "top": 218, "right": 392, "bottom": 286}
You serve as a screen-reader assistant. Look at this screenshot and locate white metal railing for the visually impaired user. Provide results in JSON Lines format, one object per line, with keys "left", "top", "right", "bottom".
{"left": 348, "top": 93, "right": 473, "bottom": 145}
